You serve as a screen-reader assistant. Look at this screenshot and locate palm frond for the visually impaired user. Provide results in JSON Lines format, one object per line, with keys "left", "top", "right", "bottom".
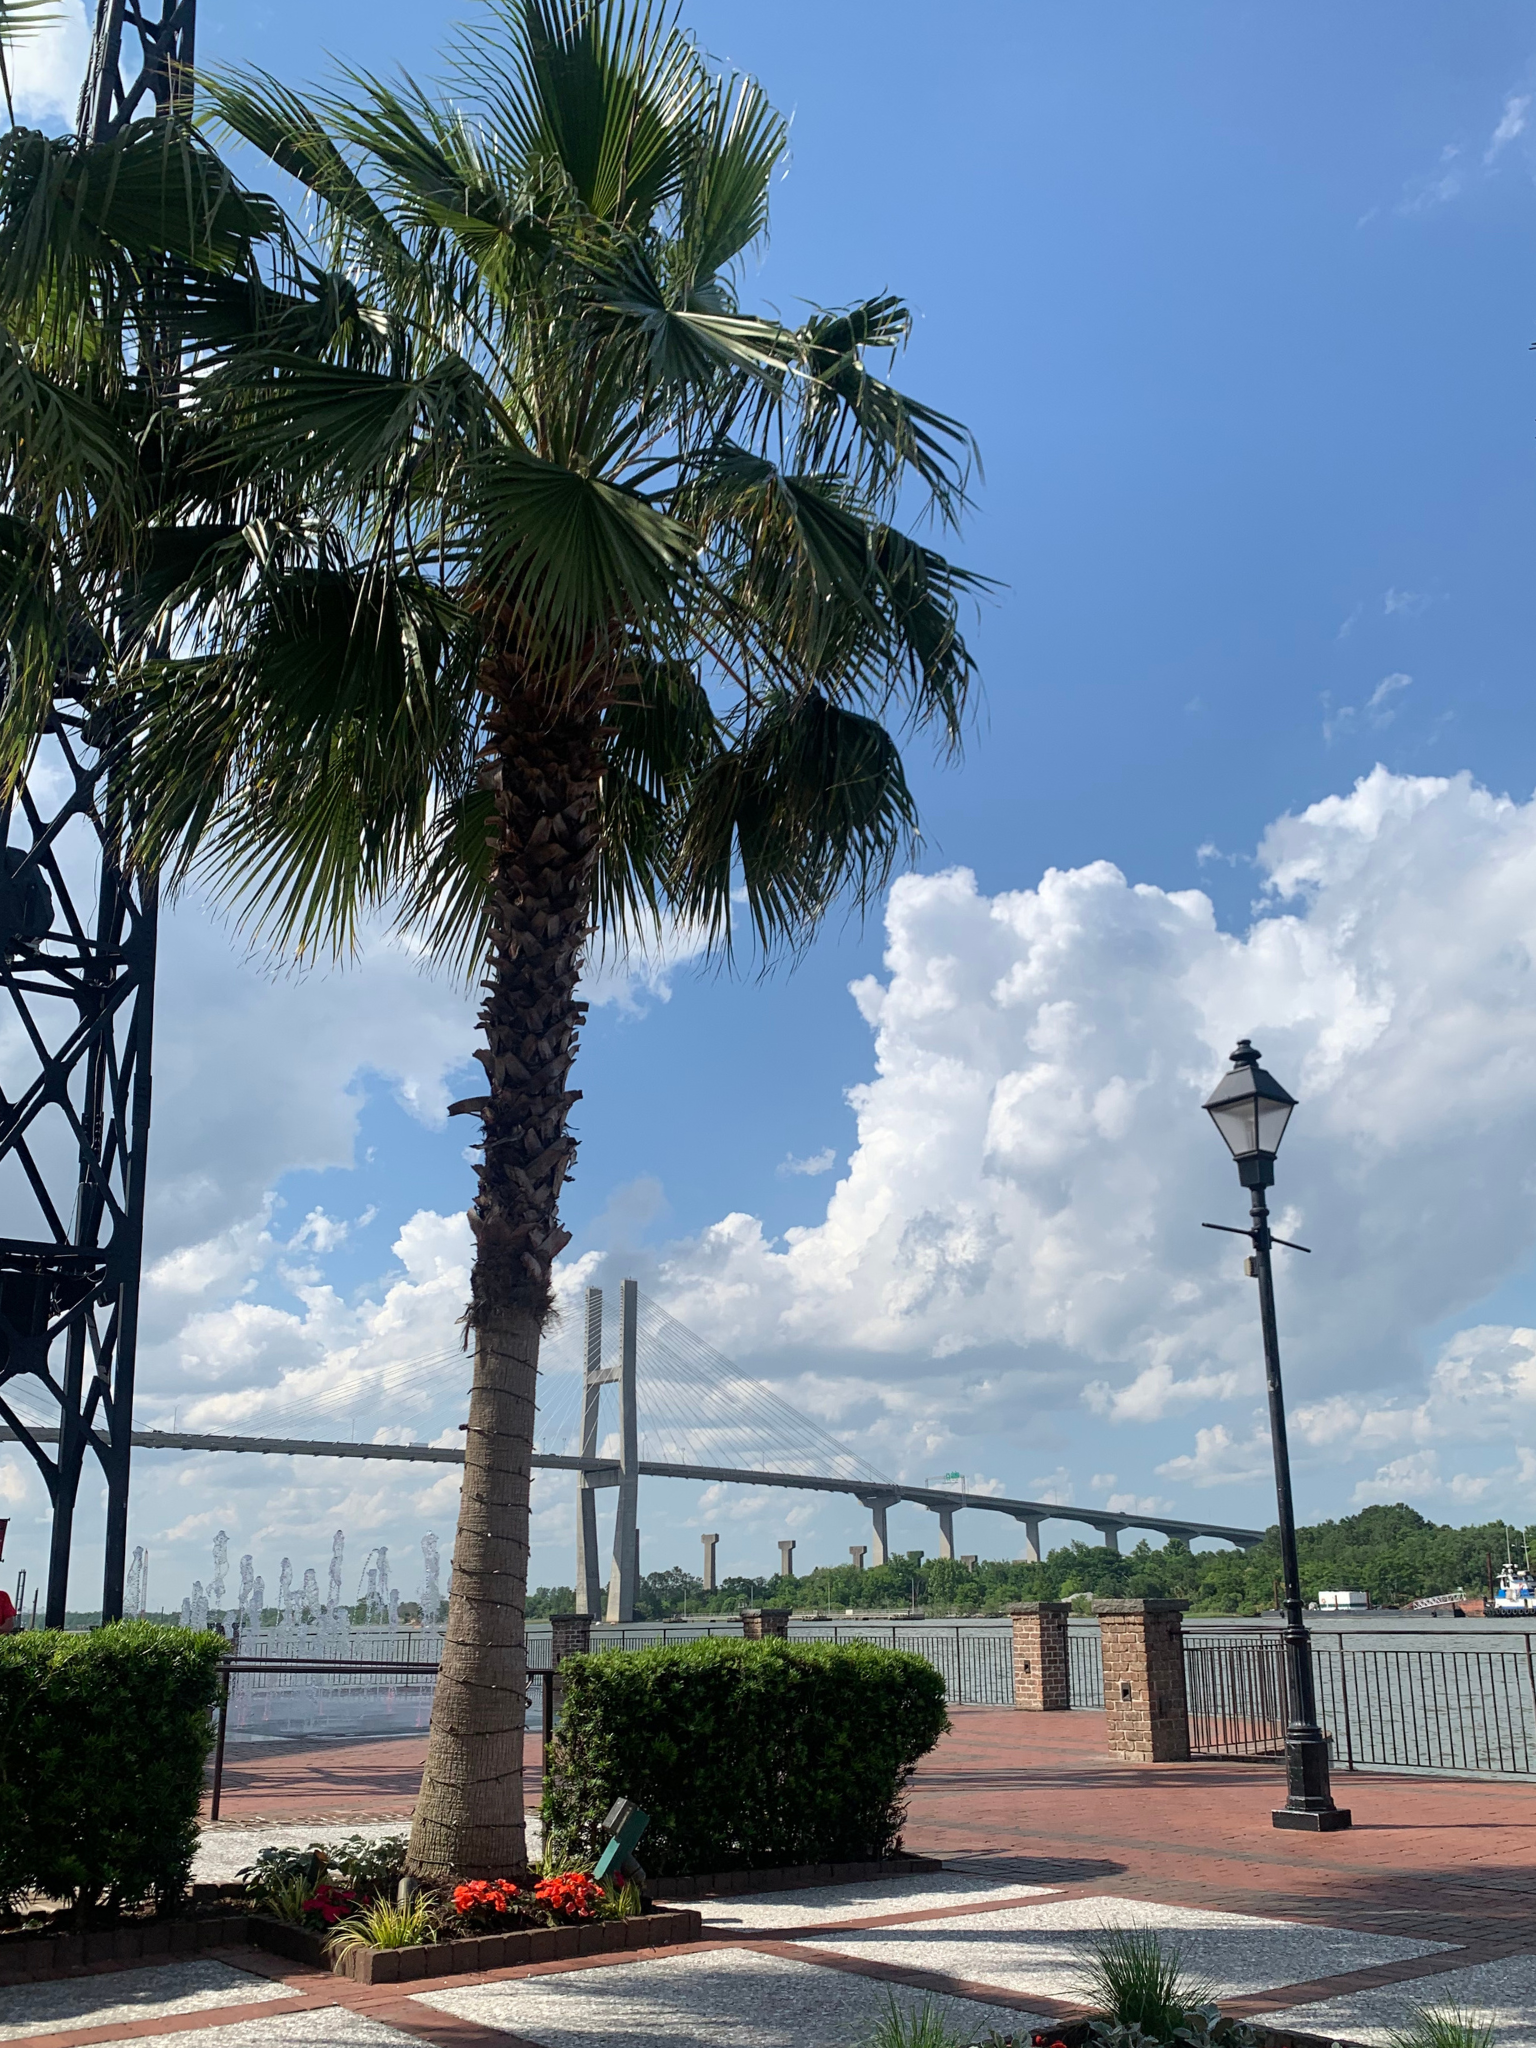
{"left": 592, "top": 235, "right": 791, "bottom": 391}
{"left": 674, "top": 688, "right": 919, "bottom": 954}
{"left": 672, "top": 69, "right": 784, "bottom": 290}
{"left": 0, "top": 509, "right": 72, "bottom": 790}
{"left": 470, "top": 442, "right": 696, "bottom": 653}
{"left": 202, "top": 69, "right": 405, "bottom": 259}
{"left": 791, "top": 298, "right": 977, "bottom": 521}
{"left": 476, "top": 0, "right": 700, "bottom": 224}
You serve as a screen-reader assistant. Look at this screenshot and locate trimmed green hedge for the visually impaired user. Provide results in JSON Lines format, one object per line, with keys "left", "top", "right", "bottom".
{"left": 542, "top": 1637, "right": 948, "bottom": 1878}
{"left": 0, "top": 1623, "right": 225, "bottom": 1912}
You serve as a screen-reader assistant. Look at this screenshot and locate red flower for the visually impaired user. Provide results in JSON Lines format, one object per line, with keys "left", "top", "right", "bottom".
{"left": 302, "top": 1882, "right": 360, "bottom": 1926}
{"left": 533, "top": 1872, "right": 605, "bottom": 1920}
{"left": 452, "top": 1879, "right": 522, "bottom": 1919}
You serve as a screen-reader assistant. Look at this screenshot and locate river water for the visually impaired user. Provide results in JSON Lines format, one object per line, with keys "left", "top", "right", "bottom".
{"left": 221, "top": 1611, "right": 1536, "bottom": 1779}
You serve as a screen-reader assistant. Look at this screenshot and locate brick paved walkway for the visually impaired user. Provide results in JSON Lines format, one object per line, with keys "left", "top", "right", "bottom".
{"left": 202, "top": 1736, "right": 541, "bottom": 1824}
{"left": 59, "top": 1706, "right": 1509, "bottom": 2048}
{"left": 904, "top": 1707, "right": 1526, "bottom": 1950}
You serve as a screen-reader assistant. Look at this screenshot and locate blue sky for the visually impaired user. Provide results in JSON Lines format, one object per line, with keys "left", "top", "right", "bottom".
{"left": 6, "top": 2, "right": 1536, "bottom": 1615}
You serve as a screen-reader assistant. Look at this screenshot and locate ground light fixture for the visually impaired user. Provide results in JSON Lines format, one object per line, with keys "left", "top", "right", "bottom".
{"left": 1201, "top": 1038, "right": 1351, "bottom": 1833}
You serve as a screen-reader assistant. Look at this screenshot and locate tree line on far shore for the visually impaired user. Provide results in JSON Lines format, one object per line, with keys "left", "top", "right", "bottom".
{"left": 525, "top": 1503, "right": 1529, "bottom": 1619}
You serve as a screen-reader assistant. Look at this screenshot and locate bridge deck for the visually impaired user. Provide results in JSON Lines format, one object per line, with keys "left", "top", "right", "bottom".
{"left": 0, "top": 1424, "right": 1260, "bottom": 1548}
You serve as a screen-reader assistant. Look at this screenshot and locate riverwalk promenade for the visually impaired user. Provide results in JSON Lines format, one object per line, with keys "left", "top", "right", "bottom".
{"left": 6, "top": 1708, "right": 1529, "bottom": 2048}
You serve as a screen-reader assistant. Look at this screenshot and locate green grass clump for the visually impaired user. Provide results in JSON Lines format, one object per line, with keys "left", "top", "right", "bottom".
{"left": 1084, "top": 1926, "right": 1216, "bottom": 2039}
{"left": 1388, "top": 2009, "right": 1494, "bottom": 2048}
{"left": 327, "top": 1894, "right": 440, "bottom": 1957}
{"left": 866, "top": 1995, "right": 1017, "bottom": 2048}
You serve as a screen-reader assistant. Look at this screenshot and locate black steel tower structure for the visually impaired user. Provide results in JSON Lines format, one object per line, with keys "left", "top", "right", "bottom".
{"left": 0, "top": 0, "right": 195, "bottom": 1626}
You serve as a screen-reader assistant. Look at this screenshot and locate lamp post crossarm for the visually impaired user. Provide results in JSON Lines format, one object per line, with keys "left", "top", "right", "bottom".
{"left": 1201, "top": 1221, "right": 1312, "bottom": 1253}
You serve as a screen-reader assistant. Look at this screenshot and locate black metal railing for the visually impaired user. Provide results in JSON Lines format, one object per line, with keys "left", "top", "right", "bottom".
{"left": 1314, "top": 1631, "right": 1536, "bottom": 1779}
{"left": 1182, "top": 1625, "right": 1536, "bottom": 1780}
{"left": 587, "top": 1617, "right": 1025, "bottom": 1706}
{"left": 206, "top": 1656, "right": 554, "bottom": 1821}
{"left": 1068, "top": 1620, "right": 1104, "bottom": 1707}
{"left": 1184, "top": 1629, "right": 1287, "bottom": 1758}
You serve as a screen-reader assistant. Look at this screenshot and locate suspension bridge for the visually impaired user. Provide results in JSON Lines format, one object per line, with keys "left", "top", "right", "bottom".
{"left": 2, "top": 1279, "right": 1262, "bottom": 1619}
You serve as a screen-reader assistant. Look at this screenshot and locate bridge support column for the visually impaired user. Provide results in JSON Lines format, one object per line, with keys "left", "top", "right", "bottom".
{"left": 574, "top": 1288, "right": 604, "bottom": 1617}
{"left": 701, "top": 1532, "right": 718, "bottom": 1592}
{"left": 778, "top": 1538, "right": 795, "bottom": 1578}
{"left": 863, "top": 1498, "right": 890, "bottom": 1566}
{"left": 605, "top": 1279, "right": 640, "bottom": 1624}
{"left": 1016, "top": 1517, "right": 1042, "bottom": 1564}
{"left": 1100, "top": 1525, "right": 1121, "bottom": 1554}
{"left": 849, "top": 1545, "right": 866, "bottom": 1570}
{"left": 576, "top": 1485, "right": 600, "bottom": 1617}
{"left": 933, "top": 1507, "right": 955, "bottom": 1559}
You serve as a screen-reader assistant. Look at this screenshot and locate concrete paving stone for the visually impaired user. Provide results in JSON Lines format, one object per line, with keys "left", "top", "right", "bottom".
{"left": 1272, "top": 1953, "right": 1536, "bottom": 2048}
{"left": 804, "top": 1894, "right": 1456, "bottom": 2003}
{"left": 193, "top": 1820, "right": 413, "bottom": 1887}
{"left": 113, "top": 2011, "right": 424, "bottom": 2048}
{"left": 194, "top": 1813, "right": 546, "bottom": 1888}
{"left": 660, "top": 1872, "right": 1058, "bottom": 1930}
{"left": 0, "top": 1958, "right": 296, "bottom": 2040}
{"left": 416, "top": 1945, "right": 1042, "bottom": 2047}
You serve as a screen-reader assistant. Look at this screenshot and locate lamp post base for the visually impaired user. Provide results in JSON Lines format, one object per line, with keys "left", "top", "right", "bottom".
{"left": 1272, "top": 1806, "right": 1353, "bottom": 1831}
{"left": 1274, "top": 1726, "right": 1350, "bottom": 1831}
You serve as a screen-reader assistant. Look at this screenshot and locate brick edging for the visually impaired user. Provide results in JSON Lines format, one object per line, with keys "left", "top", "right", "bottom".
{"left": 654, "top": 1854, "right": 942, "bottom": 1900}
{"left": 0, "top": 1913, "right": 255, "bottom": 1986}
{"left": 0, "top": 1906, "right": 703, "bottom": 1990}
{"left": 331, "top": 1909, "right": 702, "bottom": 1985}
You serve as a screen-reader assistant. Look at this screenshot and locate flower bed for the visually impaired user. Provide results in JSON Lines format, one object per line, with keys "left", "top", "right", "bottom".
{"left": 326, "top": 1906, "right": 703, "bottom": 1984}
{"left": 235, "top": 1832, "right": 700, "bottom": 1983}
{"left": 1027, "top": 2025, "right": 1371, "bottom": 2048}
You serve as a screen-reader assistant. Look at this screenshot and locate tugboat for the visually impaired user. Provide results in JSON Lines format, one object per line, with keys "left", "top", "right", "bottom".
{"left": 1493, "top": 1528, "right": 1536, "bottom": 1616}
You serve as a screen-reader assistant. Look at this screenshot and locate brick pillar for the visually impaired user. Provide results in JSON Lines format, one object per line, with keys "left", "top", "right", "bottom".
{"left": 741, "top": 1607, "right": 791, "bottom": 1639}
{"left": 1094, "top": 1598, "right": 1190, "bottom": 1762}
{"left": 549, "top": 1613, "right": 592, "bottom": 1665}
{"left": 1009, "top": 1601, "right": 1070, "bottom": 1710}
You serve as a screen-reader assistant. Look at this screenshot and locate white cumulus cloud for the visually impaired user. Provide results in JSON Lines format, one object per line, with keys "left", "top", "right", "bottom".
{"left": 6, "top": 1, "right": 89, "bottom": 126}
{"left": 645, "top": 767, "right": 1536, "bottom": 1520}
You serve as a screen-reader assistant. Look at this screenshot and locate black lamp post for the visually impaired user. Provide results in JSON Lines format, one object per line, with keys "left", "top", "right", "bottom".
{"left": 1202, "top": 1038, "right": 1351, "bottom": 1833}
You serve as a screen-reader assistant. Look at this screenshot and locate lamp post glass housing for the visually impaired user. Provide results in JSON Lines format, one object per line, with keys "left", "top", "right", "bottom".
{"left": 1202, "top": 1040, "right": 1351, "bottom": 1833}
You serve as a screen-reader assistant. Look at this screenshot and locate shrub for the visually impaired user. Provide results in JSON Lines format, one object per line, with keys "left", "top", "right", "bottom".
{"left": 0, "top": 1623, "right": 225, "bottom": 1915}
{"left": 239, "top": 1833, "right": 408, "bottom": 1920}
{"left": 542, "top": 1637, "right": 948, "bottom": 1878}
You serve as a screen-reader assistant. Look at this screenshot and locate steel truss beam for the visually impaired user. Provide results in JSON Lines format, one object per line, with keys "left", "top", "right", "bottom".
{"left": 0, "top": 0, "right": 191, "bottom": 1627}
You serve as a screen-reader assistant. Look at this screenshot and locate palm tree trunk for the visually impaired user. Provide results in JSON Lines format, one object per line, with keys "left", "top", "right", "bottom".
{"left": 407, "top": 689, "right": 600, "bottom": 1881}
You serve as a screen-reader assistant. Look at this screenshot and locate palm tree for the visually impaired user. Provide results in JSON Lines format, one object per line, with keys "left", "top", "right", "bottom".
{"left": 105, "top": 0, "right": 986, "bottom": 1879}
